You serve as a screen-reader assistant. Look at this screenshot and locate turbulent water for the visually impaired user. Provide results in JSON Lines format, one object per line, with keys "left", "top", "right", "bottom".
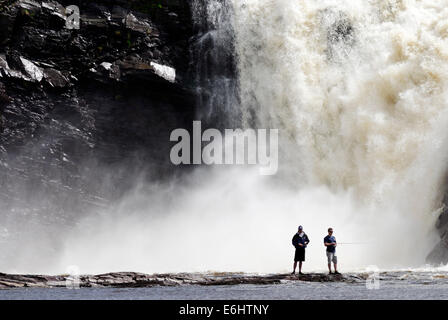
{"left": 2, "top": 0, "right": 448, "bottom": 275}
{"left": 165, "top": 0, "right": 448, "bottom": 271}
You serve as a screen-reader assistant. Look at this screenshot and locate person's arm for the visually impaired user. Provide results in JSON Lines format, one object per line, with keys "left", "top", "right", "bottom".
{"left": 324, "top": 238, "right": 335, "bottom": 247}
{"left": 305, "top": 234, "right": 310, "bottom": 245}
{"left": 292, "top": 235, "right": 298, "bottom": 248}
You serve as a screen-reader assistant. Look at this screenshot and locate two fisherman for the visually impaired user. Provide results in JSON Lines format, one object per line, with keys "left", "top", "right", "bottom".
{"left": 291, "top": 226, "right": 340, "bottom": 275}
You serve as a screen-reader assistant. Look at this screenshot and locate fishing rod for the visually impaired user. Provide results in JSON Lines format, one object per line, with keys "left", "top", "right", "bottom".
{"left": 337, "top": 242, "right": 371, "bottom": 245}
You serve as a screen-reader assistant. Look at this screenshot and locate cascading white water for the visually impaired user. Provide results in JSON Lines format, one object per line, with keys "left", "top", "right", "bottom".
{"left": 224, "top": 0, "right": 448, "bottom": 268}
{"left": 188, "top": 0, "right": 448, "bottom": 270}
{"left": 5, "top": 0, "right": 448, "bottom": 274}
{"left": 190, "top": 0, "right": 240, "bottom": 126}
{"left": 52, "top": 0, "right": 448, "bottom": 274}
{"left": 232, "top": 0, "right": 448, "bottom": 192}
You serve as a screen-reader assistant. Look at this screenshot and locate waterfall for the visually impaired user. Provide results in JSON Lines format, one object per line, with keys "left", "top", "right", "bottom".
{"left": 53, "top": 0, "right": 448, "bottom": 273}
{"left": 231, "top": 0, "right": 448, "bottom": 194}
{"left": 5, "top": 0, "right": 448, "bottom": 274}
{"left": 184, "top": 0, "right": 448, "bottom": 269}
{"left": 190, "top": 0, "right": 240, "bottom": 127}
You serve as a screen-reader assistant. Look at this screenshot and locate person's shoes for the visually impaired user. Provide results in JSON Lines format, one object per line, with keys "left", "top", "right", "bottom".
{"left": 291, "top": 271, "right": 295, "bottom": 275}
{"left": 334, "top": 271, "right": 341, "bottom": 275}
{"left": 328, "top": 271, "right": 332, "bottom": 275}
{"left": 299, "top": 272, "right": 304, "bottom": 275}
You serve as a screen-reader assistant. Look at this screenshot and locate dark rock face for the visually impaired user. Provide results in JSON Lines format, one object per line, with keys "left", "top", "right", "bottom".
{"left": 0, "top": 2, "right": 195, "bottom": 185}
{"left": 426, "top": 177, "right": 448, "bottom": 264}
{"left": 427, "top": 208, "right": 448, "bottom": 265}
{"left": 0, "top": 0, "right": 197, "bottom": 257}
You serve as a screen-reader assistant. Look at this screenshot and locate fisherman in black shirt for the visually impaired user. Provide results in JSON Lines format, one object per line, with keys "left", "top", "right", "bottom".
{"left": 324, "top": 227, "right": 340, "bottom": 274}
{"left": 291, "top": 225, "right": 310, "bottom": 275}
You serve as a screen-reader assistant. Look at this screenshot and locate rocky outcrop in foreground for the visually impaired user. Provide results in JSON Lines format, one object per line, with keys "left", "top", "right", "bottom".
{"left": 2, "top": 271, "right": 448, "bottom": 289}
{"left": 0, "top": 272, "right": 366, "bottom": 289}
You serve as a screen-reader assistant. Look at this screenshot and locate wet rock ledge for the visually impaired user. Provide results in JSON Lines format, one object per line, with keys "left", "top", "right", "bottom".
{"left": 0, "top": 272, "right": 366, "bottom": 289}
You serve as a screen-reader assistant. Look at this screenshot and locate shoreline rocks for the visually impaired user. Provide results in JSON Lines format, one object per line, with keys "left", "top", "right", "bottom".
{"left": 0, "top": 271, "right": 366, "bottom": 289}
{"left": 2, "top": 270, "right": 448, "bottom": 289}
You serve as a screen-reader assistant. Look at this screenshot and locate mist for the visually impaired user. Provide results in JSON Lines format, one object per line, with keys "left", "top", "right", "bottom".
{"left": 3, "top": 151, "right": 445, "bottom": 275}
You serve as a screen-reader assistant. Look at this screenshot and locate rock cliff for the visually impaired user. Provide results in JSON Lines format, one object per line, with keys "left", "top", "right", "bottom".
{"left": 0, "top": 0, "right": 196, "bottom": 221}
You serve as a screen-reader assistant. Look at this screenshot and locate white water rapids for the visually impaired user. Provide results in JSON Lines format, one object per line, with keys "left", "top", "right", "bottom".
{"left": 4, "top": 0, "right": 448, "bottom": 274}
